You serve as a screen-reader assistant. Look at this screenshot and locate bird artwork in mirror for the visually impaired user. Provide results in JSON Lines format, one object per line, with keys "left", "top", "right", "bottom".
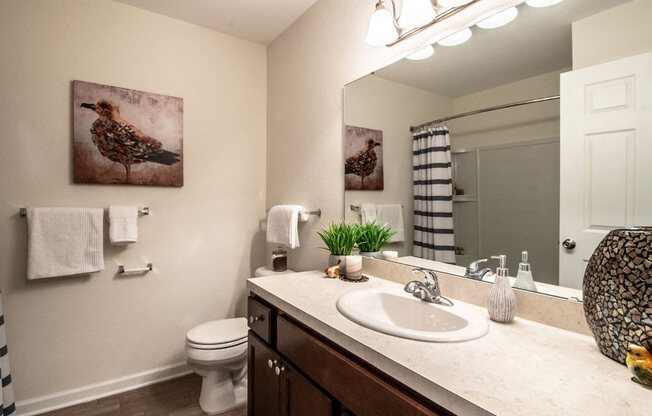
{"left": 73, "top": 80, "right": 183, "bottom": 186}
{"left": 344, "top": 125, "right": 383, "bottom": 190}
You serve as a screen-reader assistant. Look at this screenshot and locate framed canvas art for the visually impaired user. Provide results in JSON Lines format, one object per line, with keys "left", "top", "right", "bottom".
{"left": 73, "top": 80, "right": 183, "bottom": 186}
{"left": 344, "top": 125, "right": 383, "bottom": 190}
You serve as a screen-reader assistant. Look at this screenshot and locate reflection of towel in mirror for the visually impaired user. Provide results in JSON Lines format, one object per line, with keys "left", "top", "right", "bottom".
{"left": 360, "top": 203, "right": 377, "bottom": 224}
{"left": 266, "top": 205, "right": 308, "bottom": 249}
{"left": 377, "top": 204, "right": 405, "bottom": 242}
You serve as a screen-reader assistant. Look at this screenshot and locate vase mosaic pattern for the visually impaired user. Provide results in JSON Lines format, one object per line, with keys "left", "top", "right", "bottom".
{"left": 583, "top": 227, "right": 652, "bottom": 364}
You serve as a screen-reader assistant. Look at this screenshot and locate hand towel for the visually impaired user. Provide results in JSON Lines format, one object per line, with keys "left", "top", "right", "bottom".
{"left": 109, "top": 205, "right": 138, "bottom": 245}
{"left": 266, "top": 205, "right": 307, "bottom": 249}
{"left": 377, "top": 204, "right": 405, "bottom": 242}
{"left": 360, "top": 203, "right": 377, "bottom": 224}
{"left": 27, "top": 207, "right": 104, "bottom": 279}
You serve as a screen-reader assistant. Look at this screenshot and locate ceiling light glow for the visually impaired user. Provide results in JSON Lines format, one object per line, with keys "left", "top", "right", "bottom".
{"left": 476, "top": 6, "right": 518, "bottom": 29}
{"left": 406, "top": 45, "right": 435, "bottom": 60}
{"left": 437, "top": 28, "right": 472, "bottom": 46}
{"left": 525, "top": 0, "right": 564, "bottom": 8}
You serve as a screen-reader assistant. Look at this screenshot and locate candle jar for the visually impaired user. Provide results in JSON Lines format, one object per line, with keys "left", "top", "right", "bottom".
{"left": 271, "top": 246, "right": 288, "bottom": 272}
{"left": 345, "top": 255, "right": 363, "bottom": 280}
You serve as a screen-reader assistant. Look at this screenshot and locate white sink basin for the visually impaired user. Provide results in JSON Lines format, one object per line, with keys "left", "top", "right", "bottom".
{"left": 336, "top": 288, "right": 489, "bottom": 342}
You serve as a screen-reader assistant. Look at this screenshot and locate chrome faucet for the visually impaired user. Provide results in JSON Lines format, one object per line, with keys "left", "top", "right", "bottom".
{"left": 404, "top": 268, "right": 453, "bottom": 306}
{"left": 465, "top": 258, "right": 493, "bottom": 280}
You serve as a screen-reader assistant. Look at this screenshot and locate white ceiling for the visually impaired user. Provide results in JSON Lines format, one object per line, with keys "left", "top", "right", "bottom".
{"left": 374, "top": 0, "right": 629, "bottom": 97}
{"left": 113, "top": 0, "right": 318, "bottom": 44}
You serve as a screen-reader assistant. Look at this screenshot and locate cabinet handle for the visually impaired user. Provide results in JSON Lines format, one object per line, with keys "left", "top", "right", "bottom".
{"left": 275, "top": 365, "right": 285, "bottom": 376}
{"left": 249, "top": 315, "right": 263, "bottom": 324}
{"left": 268, "top": 359, "right": 277, "bottom": 369}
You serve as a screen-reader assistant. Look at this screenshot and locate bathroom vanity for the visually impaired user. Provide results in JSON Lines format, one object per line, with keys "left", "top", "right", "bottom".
{"left": 247, "top": 271, "right": 649, "bottom": 416}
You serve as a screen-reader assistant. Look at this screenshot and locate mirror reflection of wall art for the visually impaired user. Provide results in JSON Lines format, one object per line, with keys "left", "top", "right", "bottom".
{"left": 73, "top": 80, "right": 183, "bottom": 186}
{"left": 344, "top": 125, "right": 383, "bottom": 190}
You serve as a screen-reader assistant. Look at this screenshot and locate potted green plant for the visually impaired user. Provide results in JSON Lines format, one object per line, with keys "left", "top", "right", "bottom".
{"left": 317, "top": 222, "right": 360, "bottom": 275}
{"left": 356, "top": 221, "right": 396, "bottom": 259}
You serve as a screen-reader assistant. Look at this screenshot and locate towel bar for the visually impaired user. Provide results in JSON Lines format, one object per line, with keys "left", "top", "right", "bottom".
{"left": 265, "top": 208, "right": 321, "bottom": 217}
{"left": 118, "top": 263, "right": 152, "bottom": 274}
{"left": 350, "top": 204, "right": 404, "bottom": 212}
{"left": 19, "top": 207, "right": 150, "bottom": 217}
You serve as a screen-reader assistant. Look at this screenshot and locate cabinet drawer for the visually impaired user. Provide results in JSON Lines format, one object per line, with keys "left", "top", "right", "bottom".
{"left": 247, "top": 296, "right": 273, "bottom": 344}
{"left": 276, "top": 315, "right": 445, "bottom": 416}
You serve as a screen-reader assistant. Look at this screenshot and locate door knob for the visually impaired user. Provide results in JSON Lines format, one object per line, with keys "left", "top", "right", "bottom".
{"left": 268, "top": 359, "right": 277, "bottom": 369}
{"left": 275, "top": 365, "right": 285, "bottom": 376}
{"left": 249, "top": 315, "right": 262, "bottom": 324}
{"left": 562, "top": 238, "right": 576, "bottom": 250}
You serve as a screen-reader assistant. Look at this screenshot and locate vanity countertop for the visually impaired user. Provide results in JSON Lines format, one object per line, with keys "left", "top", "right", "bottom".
{"left": 247, "top": 271, "right": 648, "bottom": 416}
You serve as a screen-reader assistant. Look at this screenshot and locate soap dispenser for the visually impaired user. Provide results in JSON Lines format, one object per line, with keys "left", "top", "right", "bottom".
{"left": 487, "top": 255, "right": 516, "bottom": 323}
{"left": 513, "top": 251, "right": 538, "bottom": 292}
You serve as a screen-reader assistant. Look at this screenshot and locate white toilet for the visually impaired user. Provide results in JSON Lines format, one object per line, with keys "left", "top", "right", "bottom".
{"left": 185, "top": 318, "right": 248, "bottom": 414}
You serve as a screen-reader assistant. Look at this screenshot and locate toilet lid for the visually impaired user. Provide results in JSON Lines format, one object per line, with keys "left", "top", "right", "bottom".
{"left": 186, "top": 317, "right": 248, "bottom": 345}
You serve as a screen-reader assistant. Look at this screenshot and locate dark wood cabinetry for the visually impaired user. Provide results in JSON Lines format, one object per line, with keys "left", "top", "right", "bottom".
{"left": 248, "top": 295, "right": 453, "bottom": 416}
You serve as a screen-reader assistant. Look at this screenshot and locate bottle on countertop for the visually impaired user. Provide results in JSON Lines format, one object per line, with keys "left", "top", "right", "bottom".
{"left": 488, "top": 254, "right": 516, "bottom": 323}
{"left": 513, "top": 251, "right": 538, "bottom": 292}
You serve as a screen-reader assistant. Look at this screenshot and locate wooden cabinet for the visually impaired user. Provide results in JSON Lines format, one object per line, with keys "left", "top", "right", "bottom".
{"left": 248, "top": 331, "right": 333, "bottom": 416}
{"left": 247, "top": 295, "right": 452, "bottom": 416}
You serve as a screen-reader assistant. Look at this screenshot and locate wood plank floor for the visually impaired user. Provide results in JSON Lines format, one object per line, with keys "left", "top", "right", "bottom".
{"left": 40, "top": 374, "right": 246, "bottom": 416}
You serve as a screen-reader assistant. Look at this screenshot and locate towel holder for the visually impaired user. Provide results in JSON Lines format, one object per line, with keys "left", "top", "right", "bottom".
{"left": 350, "top": 204, "right": 404, "bottom": 212}
{"left": 19, "top": 207, "right": 150, "bottom": 217}
{"left": 265, "top": 208, "right": 321, "bottom": 217}
{"left": 118, "top": 263, "right": 152, "bottom": 274}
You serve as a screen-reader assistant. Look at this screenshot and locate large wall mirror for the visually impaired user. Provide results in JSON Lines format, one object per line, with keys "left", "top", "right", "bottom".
{"left": 343, "top": 0, "right": 651, "bottom": 301}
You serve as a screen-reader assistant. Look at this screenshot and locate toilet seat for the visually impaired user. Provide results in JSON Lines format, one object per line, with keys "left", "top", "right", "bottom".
{"left": 186, "top": 317, "right": 248, "bottom": 351}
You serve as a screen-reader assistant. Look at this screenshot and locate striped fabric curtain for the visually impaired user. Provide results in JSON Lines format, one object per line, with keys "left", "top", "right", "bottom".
{"left": 412, "top": 126, "right": 456, "bottom": 264}
{"left": 0, "top": 295, "right": 15, "bottom": 415}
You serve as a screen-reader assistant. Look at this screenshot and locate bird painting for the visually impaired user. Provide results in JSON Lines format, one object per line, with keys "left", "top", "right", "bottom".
{"left": 80, "top": 99, "right": 180, "bottom": 184}
{"left": 626, "top": 344, "right": 652, "bottom": 387}
{"left": 345, "top": 134, "right": 383, "bottom": 190}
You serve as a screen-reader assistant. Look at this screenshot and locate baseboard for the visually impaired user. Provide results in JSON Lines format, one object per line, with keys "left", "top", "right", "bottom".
{"left": 15, "top": 362, "right": 192, "bottom": 416}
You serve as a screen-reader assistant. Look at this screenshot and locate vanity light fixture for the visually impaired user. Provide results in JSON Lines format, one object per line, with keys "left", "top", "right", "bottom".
{"left": 398, "top": 0, "right": 437, "bottom": 30}
{"left": 476, "top": 6, "right": 518, "bottom": 29}
{"left": 437, "top": 27, "right": 472, "bottom": 46}
{"left": 365, "top": 0, "right": 399, "bottom": 46}
{"left": 525, "top": 0, "right": 563, "bottom": 7}
{"left": 437, "top": 0, "right": 473, "bottom": 7}
{"left": 405, "top": 45, "right": 435, "bottom": 60}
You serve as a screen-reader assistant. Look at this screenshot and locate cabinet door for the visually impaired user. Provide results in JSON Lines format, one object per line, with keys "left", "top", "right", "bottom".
{"left": 248, "top": 332, "right": 281, "bottom": 416}
{"left": 280, "top": 361, "right": 334, "bottom": 416}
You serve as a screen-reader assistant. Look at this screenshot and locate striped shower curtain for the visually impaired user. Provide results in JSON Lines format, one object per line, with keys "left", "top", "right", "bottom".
{"left": 412, "top": 126, "right": 456, "bottom": 264}
{"left": 0, "top": 295, "right": 14, "bottom": 415}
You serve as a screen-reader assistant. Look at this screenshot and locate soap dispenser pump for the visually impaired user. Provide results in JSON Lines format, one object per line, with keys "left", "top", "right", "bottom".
{"left": 488, "top": 254, "right": 516, "bottom": 323}
{"left": 513, "top": 251, "right": 538, "bottom": 292}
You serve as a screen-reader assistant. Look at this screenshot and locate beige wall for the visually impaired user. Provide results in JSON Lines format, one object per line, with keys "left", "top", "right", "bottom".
{"left": 0, "top": 0, "right": 266, "bottom": 403}
{"left": 449, "top": 68, "right": 564, "bottom": 149}
{"left": 572, "top": 0, "right": 652, "bottom": 69}
{"left": 343, "top": 75, "right": 452, "bottom": 256}
{"left": 267, "top": 0, "right": 522, "bottom": 272}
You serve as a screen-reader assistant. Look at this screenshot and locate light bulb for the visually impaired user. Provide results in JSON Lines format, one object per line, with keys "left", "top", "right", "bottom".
{"left": 365, "top": 1, "right": 399, "bottom": 46}
{"left": 406, "top": 45, "right": 435, "bottom": 60}
{"left": 525, "top": 0, "right": 563, "bottom": 7}
{"left": 476, "top": 7, "right": 518, "bottom": 29}
{"left": 437, "top": 28, "right": 472, "bottom": 46}
{"left": 437, "top": 0, "right": 473, "bottom": 8}
{"left": 398, "top": 0, "right": 437, "bottom": 30}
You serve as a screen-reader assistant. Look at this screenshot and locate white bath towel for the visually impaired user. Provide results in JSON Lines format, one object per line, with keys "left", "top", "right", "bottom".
{"left": 266, "top": 205, "right": 308, "bottom": 249}
{"left": 360, "top": 203, "right": 377, "bottom": 224}
{"left": 26, "top": 207, "right": 104, "bottom": 280}
{"left": 377, "top": 204, "right": 405, "bottom": 242}
{"left": 109, "top": 205, "right": 138, "bottom": 245}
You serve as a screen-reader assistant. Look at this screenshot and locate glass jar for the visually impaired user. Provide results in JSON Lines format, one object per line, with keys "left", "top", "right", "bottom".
{"left": 271, "top": 246, "right": 288, "bottom": 272}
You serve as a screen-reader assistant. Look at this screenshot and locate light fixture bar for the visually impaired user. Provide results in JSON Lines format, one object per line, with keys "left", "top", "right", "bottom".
{"left": 385, "top": 0, "right": 479, "bottom": 47}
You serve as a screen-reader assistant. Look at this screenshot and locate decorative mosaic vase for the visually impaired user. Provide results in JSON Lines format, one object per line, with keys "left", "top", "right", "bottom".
{"left": 583, "top": 227, "right": 652, "bottom": 364}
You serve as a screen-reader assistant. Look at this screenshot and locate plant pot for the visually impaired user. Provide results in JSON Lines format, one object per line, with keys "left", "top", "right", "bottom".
{"left": 583, "top": 227, "right": 652, "bottom": 364}
{"left": 359, "top": 251, "right": 381, "bottom": 259}
{"left": 329, "top": 255, "right": 347, "bottom": 275}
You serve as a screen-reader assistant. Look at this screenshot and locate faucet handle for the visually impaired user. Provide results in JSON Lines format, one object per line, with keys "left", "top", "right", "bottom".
{"left": 412, "top": 268, "right": 437, "bottom": 285}
{"left": 468, "top": 258, "right": 488, "bottom": 271}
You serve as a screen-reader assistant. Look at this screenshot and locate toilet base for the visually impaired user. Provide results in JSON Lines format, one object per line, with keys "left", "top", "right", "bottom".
{"left": 198, "top": 366, "right": 247, "bottom": 414}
